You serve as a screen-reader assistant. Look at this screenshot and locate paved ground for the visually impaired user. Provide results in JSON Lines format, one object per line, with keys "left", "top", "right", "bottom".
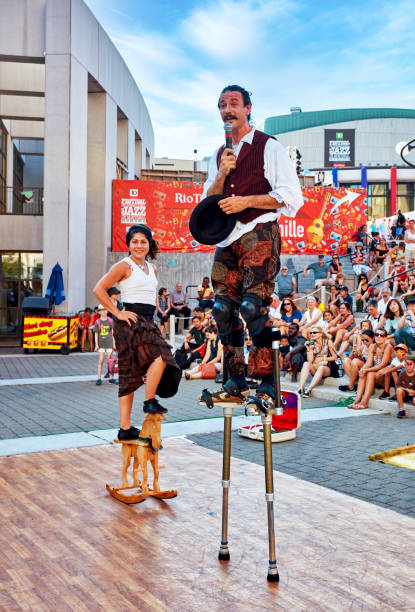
{"left": 189, "top": 415, "right": 415, "bottom": 519}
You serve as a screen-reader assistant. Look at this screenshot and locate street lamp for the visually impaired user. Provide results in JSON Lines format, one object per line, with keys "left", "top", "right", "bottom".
{"left": 395, "top": 140, "right": 415, "bottom": 168}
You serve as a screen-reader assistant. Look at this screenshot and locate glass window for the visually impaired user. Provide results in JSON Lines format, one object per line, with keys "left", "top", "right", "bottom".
{"left": 0, "top": 253, "right": 19, "bottom": 278}
{"left": 0, "top": 308, "right": 18, "bottom": 335}
{"left": 367, "top": 183, "right": 390, "bottom": 218}
{"left": 397, "top": 183, "right": 414, "bottom": 215}
{"left": 0, "top": 279, "right": 18, "bottom": 309}
{"left": 20, "top": 253, "right": 43, "bottom": 279}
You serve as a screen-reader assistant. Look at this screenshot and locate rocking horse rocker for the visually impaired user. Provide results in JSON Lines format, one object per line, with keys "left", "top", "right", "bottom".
{"left": 106, "top": 413, "right": 178, "bottom": 504}
{"left": 201, "top": 327, "right": 287, "bottom": 582}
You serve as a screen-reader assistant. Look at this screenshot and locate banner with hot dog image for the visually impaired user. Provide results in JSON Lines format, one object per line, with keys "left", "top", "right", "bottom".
{"left": 23, "top": 316, "right": 79, "bottom": 350}
{"left": 112, "top": 180, "right": 367, "bottom": 255}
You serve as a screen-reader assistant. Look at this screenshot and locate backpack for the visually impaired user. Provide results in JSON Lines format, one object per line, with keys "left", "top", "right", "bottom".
{"left": 97, "top": 317, "right": 113, "bottom": 331}
{"left": 174, "top": 345, "right": 191, "bottom": 370}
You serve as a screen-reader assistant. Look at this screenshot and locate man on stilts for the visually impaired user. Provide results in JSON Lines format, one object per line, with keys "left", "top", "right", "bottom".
{"left": 203, "top": 85, "right": 303, "bottom": 405}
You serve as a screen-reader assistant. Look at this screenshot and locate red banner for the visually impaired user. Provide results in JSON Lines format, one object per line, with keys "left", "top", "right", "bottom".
{"left": 112, "top": 180, "right": 367, "bottom": 255}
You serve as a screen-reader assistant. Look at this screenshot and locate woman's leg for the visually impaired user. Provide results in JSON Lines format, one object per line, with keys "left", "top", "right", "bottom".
{"left": 145, "top": 356, "right": 167, "bottom": 400}
{"left": 342, "top": 357, "right": 352, "bottom": 378}
{"left": 333, "top": 329, "right": 345, "bottom": 350}
{"left": 359, "top": 372, "right": 377, "bottom": 407}
{"left": 349, "top": 358, "right": 364, "bottom": 387}
{"left": 119, "top": 393, "right": 134, "bottom": 430}
{"left": 308, "top": 365, "right": 330, "bottom": 391}
{"left": 299, "top": 362, "right": 315, "bottom": 391}
{"left": 81, "top": 329, "right": 86, "bottom": 351}
{"left": 353, "top": 372, "right": 368, "bottom": 405}
{"left": 338, "top": 338, "right": 349, "bottom": 357}
{"left": 87, "top": 329, "right": 93, "bottom": 351}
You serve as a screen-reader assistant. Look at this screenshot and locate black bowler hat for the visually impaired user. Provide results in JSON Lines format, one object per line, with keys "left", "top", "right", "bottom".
{"left": 189, "top": 194, "right": 237, "bottom": 246}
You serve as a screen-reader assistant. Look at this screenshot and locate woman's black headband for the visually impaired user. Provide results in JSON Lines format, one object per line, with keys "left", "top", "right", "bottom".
{"left": 126, "top": 224, "right": 153, "bottom": 247}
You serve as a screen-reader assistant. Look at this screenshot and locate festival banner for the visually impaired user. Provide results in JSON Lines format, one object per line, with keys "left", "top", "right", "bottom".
{"left": 112, "top": 180, "right": 367, "bottom": 255}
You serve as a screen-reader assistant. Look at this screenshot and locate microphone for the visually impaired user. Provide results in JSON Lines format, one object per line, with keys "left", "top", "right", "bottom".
{"left": 224, "top": 121, "right": 233, "bottom": 150}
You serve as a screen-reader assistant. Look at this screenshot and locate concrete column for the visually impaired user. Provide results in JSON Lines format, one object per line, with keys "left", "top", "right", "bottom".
{"left": 43, "top": 52, "right": 88, "bottom": 313}
{"left": 86, "top": 92, "right": 117, "bottom": 306}
{"left": 127, "top": 120, "right": 135, "bottom": 179}
{"left": 6, "top": 132, "right": 13, "bottom": 212}
{"left": 117, "top": 118, "right": 128, "bottom": 168}
{"left": 135, "top": 134, "right": 142, "bottom": 177}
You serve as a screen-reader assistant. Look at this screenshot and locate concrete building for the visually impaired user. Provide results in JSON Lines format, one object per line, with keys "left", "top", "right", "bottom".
{"left": 0, "top": 0, "right": 154, "bottom": 344}
{"left": 264, "top": 108, "right": 415, "bottom": 218}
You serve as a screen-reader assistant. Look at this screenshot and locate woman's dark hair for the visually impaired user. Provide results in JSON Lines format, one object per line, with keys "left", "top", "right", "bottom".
{"left": 205, "top": 325, "right": 218, "bottom": 335}
{"left": 384, "top": 298, "right": 404, "bottom": 319}
{"left": 280, "top": 297, "right": 296, "bottom": 314}
{"left": 358, "top": 273, "right": 368, "bottom": 284}
{"left": 340, "top": 301, "right": 352, "bottom": 311}
{"left": 362, "top": 329, "right": 375, "bottom": 339}
{"left": 218, "top": 85, "right": 252, "bottom": 120}
{"left": 158, "top": 287, "right": 167, "bottom": 296}
{"left": 125, "top": 224, "right": 159, "bottom": 260}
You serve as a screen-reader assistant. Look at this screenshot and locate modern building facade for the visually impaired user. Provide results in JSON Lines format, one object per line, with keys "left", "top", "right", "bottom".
{"left": 0, "top": 0, "right": 154, "bottom": 344}
{"left": 264, "top": 108, "right": 415, "bottom": 219}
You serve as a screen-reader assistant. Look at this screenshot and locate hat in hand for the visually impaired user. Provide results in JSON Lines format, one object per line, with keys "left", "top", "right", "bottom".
{"left": 189, "top": 194, "right": 237, "bottom": 246}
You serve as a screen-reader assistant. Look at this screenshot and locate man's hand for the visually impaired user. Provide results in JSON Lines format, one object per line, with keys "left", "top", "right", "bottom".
{"left": 218, "top": 148, "right": 236, "bottom": 178}
{"left": 219, "top": 196, "right": 249, "bottom": 215}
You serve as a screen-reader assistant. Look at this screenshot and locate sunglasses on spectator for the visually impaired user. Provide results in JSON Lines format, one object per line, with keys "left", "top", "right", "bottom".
{"left": 362, "top": 338, "right": 370, "bottom": 343}
{"left": 283, "top": 302, "right": 291, "bottom": 305}
{"left": 310, "top": 331, "right": 319, "bottom": 335}
{"left": 375, "top": 332, "right": 387, "bottom": 337}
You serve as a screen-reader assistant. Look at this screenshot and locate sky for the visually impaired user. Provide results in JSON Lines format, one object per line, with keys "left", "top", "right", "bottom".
{"left": 84, "top": 0, "right": 415, "bottom": 161}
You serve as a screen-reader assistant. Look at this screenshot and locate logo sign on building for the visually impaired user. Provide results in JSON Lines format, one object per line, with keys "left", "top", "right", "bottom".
{"left": 112, "top": 180, "right": 367, "bottom": 255}
{"left": 324, "top": 129, "right": 355, "bottom": 168}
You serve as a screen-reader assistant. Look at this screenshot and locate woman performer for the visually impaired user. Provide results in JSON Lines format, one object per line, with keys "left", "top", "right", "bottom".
{"left": 93, "top": 224, "right": 181, "bottom": 440}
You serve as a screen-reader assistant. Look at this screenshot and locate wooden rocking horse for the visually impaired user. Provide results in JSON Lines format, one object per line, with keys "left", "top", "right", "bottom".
{"left": 106, "top": 413, "right": 178, "bottom": 504}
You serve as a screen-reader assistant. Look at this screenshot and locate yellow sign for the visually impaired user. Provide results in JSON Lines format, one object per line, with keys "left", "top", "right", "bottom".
{"left": 69, "top": 316, "right": 79, "bottom": 349}
{"left": 23, "top": 316, "right": 69, "bottom": 350}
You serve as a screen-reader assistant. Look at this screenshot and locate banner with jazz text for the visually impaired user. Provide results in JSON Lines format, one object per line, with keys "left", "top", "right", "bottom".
{"left": 112, "top": 180, "right": 367, "bottom": 255}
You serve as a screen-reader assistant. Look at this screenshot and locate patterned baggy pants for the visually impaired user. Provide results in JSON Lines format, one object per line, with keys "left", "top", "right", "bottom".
{"left": 211, "top": 221, "right": 281, "bottom": 379}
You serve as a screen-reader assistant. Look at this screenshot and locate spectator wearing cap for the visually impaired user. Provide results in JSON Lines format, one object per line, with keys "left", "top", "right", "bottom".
{"left": 379, "top": 343, "right": 408, "bottom": 401}
{"left": 338, "top": 286, "right": 353, "bottom": 311}
{"left": 396, "top": 353, "right": 415, "bottom": 418}
{"left": 107, "top": 286, "right": 121, "bottom": 307}
{"left": 396, "top": 298, "right": 415, "bottom": 349}
{"left": 350, "top": 242, "right": 371, "bottom": 276}
{"left": 276, "top": 266, "right": 297, "bottom": 300}
{"left": 302, "top": 255, "right": 331, "bottom": 302}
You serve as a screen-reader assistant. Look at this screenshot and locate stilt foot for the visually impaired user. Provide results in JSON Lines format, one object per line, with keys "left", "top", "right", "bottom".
{"left": 267, "top": 572, "right": 279, "bottom": 582}
{"left": 218, "top": 552, "right": 230, "bottom": 561}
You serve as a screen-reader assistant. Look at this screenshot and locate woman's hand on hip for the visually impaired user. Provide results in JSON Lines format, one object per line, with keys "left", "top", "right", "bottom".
{"left": 117, "top": 310, "right": 138, "bottom": 326}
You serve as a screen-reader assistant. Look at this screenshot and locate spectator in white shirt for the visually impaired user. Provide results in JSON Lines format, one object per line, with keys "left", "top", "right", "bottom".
{"left": 377, "top": 287, "right": 392, "bottom": 316}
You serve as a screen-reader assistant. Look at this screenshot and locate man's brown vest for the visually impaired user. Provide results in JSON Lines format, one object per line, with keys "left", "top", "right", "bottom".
{"left": 216, "top": 129, "right": 275, "bottom": 224}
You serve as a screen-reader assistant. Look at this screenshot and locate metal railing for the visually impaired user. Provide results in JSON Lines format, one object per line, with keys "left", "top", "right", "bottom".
{"left": 0, "top": 187, "right": 43, "bottom": 215}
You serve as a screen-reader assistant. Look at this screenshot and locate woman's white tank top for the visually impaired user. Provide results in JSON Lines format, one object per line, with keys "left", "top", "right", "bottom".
{"left": 118, "top": 257, "right": 157, "bottom": 305}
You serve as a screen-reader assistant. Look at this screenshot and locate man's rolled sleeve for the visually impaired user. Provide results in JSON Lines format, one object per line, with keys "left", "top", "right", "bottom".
{"left": 265, "top": 139, "right": 303, "bottom": 218}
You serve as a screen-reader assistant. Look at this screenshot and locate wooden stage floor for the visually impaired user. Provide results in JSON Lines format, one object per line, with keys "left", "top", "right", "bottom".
{"left": 0, "top": 438, "right": 414, "bottom": 611}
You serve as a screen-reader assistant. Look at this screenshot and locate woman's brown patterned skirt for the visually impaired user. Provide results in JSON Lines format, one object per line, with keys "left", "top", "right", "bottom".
{"left": 113, "top": 314, "right": 181, "bottom": 398}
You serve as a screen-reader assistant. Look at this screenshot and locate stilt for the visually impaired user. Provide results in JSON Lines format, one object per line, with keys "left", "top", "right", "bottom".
{"left": 218, "top": 405, "right": 233, "bottom": 560}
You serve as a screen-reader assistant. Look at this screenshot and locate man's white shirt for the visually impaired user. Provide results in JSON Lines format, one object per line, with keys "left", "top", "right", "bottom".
{"left": 202, "top": 128, "right": 304, "bottom": 247}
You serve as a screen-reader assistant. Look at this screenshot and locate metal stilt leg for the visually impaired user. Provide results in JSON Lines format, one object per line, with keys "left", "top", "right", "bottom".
{"left": 218, "top": 405, "right": 233, "bottom": 560}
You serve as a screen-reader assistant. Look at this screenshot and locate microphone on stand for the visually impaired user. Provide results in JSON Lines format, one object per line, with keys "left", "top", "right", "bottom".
{"left": 224, "top": 121, "right": 233, "bottom": 152}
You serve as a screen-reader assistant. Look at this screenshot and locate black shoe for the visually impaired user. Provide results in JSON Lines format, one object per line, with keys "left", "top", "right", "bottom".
{"left": 118, "top": 426, "right": 140, "bottom": 440}
{"left": 143, "top": 398, "right": 168, "bottom": 414}
{"left": 108, "top": 378, "right": 118, "bottom": 384}
{"left": 104, "top": 372, "right": 110, "bottom": 379}
{"left": 379, "top": 391, "right": 390, "bottom": 400}
{"left": 96, "top": 379, "right": 102, "bottom": 386}
{"left": 339, "top": 384, "right": 357, "bottom": 392}
{"left": 397, "top": 409, "right": 406, "bottom": 418}
{"left": 388, "top": 394, "right": 397, "bottom": 402}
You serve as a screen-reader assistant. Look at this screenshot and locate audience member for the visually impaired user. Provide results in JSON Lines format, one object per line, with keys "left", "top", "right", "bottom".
{"left": 401, "top": 272, "right": 415, "bottom": 304}
{"left": 302, "top": 255, "right": 330, "bottom": 301}
{"left": 329, "top": 255, "right": 344, "bottom": 285}
{"left": 93, "top": 305, "right": 116, "bottom": 385}
{"left": 182, "top": 316, "right": 206, "bottom": 367}
{"left": 185, "top": 326, "right": 222, "bottom": 379}
{"left": 283, "top": 323, "right": 307, "bottom": 382}
{"left": 298, "top": 327, "right": 338, "bottom": 396}
{"left": 396, "top": 353, "right": 415, "bottom": 418}
{"left": 197, "top": 277, "right": 214, "bottom": 311}
{"left": 322, "top": 310, "right": 335, "bottom": 330}
{"left": 355, "top": 273, "right": 377, "bottom": 312}
{"left": 275, "top": 297, "right": 302, "bottom": 334}
{"left": 350, "top": 243, "right": 371, "bottom": 276}
{"left": 375, "top": 237, "right": 389, "bottom": 272}
{"left": 299, "top": 295, "right": 323, "bottom": 339}
{"left": 192, "top": 306, "right": 211, "bottom": 326}
{"left": 404, "top": 219, "right": 415, "bottom": 264}
{"left": 348, "top": 327, "right": 393, "bottom": 410}
{"left": 169, "top": 282, "right": 191, "bottom": 331}
{"left": 338, "top": 286, "right": 353, "bottom": 310}
{"left": 338, "top": 319, "right": 372, "bottom": 358}
{"left": 327, "top": 285, "right": 340, "bottom": 316}
{"left": 379, "top": 343, "right": 408, "bottom": 401}
{"left": 79, "top": 307, "right": 93, "bottom": 352}
{"left": 268, "top": 293, "right": 282, "bottom": 323}
{"left": 156, "top": 287, "right": 170, "bottom": 337}
{"left": 377, "top": 286, "right": 392, "bottom": 316}
{"left": 378, "top": 298, "right": 405, "bottom": 342}
{"left": 276, "top": 265, "right": 297, "bottom": 299}
{"left": 327, "top": 302, "right": 355, "bottom": 350}
{"left": 279, "top": 335, "right": 291, "bottom": 371}
{"left": 365, "top": 299, "right": 381, "bottom": 330}
{"left": 396, "top": 298, "right": 415, "bottom": 349}
{"left": 340, "top": 328, "right": 374, "bottom": 392}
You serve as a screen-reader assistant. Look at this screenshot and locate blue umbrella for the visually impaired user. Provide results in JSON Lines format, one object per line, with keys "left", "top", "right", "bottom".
{"left": 45, "top": 263, "right": 66, "bottom": 308}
